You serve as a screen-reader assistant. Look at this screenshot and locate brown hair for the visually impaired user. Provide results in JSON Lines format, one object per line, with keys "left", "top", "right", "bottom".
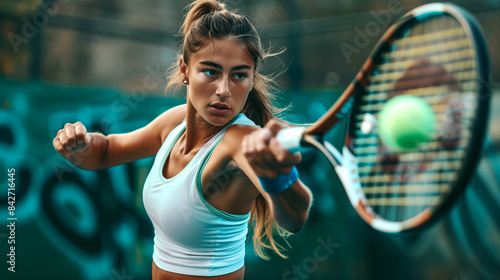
{"left": 165, "top": 0, "right": 290, "bottom": 259}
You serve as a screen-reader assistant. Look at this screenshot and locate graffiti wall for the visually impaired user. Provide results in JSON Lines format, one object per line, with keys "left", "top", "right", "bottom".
{"left": 1, "top": 78, "right": 499, "bottom": 280}
{"left": 0, "top": 80, "right": 180, "bottom": 279}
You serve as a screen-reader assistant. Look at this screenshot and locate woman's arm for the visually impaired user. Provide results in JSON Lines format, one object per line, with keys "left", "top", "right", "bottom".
{"left": 234, "top": 120, "right": 313, "bottom": 233}
{"left": 53, "top": 104, "right": 186, "bottom": 170}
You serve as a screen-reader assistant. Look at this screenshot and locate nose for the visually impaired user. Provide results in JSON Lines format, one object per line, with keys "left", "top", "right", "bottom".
{"left": 216, "top": 75, "right": 231, "bottom": 99}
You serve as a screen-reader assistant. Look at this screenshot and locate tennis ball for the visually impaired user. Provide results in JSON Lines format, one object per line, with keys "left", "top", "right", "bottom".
{"left": 378, "top": 95, "right": 436, "bottom": 151}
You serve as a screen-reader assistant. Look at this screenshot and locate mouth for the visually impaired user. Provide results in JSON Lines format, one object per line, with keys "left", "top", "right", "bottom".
{"left": 209, "top": 103, "right": 230, "bottom": 113}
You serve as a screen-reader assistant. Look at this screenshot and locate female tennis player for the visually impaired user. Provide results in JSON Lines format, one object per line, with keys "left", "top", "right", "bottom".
{"left": 53, "top": 0, "right": 313, "bottom": 279}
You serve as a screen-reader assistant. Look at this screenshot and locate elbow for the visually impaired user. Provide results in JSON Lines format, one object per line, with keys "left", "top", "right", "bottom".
{"left": 281, "top": 211, "right": 310, "bottom": 234}
{"left": 286, "top": 227, "right": 302, "bottom": 234}
{"left": 285, "top": 220, "right": 306, "bottom": 234}
{"left": 286, "top": 189, "right": 313, "bottom": 233}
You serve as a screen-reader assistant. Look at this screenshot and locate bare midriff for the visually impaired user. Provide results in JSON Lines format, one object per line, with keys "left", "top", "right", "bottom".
{"left": 152, "top": 261, "right": 245, "bottom": 280}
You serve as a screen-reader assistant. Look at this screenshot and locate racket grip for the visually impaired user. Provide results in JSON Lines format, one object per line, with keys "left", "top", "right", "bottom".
{"left": 276, "top": 127, "right": 306, "bottom": 153}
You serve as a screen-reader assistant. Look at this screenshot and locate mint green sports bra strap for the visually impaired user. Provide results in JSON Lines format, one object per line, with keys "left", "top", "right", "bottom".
{"left": 195, "top": 114, "right": 253, "bottom": 221}
{"left": 196, "top": 137, "right": 250, "bottom": 221}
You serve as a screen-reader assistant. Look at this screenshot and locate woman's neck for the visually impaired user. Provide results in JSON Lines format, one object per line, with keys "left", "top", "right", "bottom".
{"left": 182, "top": 104, "right": 225, "bottom": 155}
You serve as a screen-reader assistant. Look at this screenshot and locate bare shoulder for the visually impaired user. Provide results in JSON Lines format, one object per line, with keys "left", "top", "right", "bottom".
{"left": 213, "top": 124, "right": 259, "bottom": 160}
{"left": 225, "top": 124, "right": 260, "bottom": 145}
{"left": 154, "top": 104, "right": 187, "bottom": 142}
{"left": 101, "top": 104, "right": 187, "bottom": 168}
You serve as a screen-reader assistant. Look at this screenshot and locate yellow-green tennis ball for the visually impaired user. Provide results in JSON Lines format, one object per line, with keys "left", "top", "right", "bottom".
{"left": 378, "top": 95, "right": 436, "bottom": 151}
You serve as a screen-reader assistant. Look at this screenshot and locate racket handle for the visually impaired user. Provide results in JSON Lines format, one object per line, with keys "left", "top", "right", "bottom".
{"left": 276, "top": 127, "right": 306, "bottom": 152}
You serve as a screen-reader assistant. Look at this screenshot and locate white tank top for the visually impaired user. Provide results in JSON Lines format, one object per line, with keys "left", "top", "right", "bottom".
{"left": 143, "top": 114, "right": 256, "bottom": 276}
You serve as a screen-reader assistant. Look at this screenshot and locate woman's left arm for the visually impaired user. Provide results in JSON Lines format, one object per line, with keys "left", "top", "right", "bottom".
{"left": 234, "top": 120, "right": 313, "bottom": 233}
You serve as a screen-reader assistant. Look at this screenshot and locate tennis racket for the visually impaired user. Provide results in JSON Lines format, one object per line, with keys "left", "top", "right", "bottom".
{"left": 278, "top": 3, "right": 491, "bottom": 233}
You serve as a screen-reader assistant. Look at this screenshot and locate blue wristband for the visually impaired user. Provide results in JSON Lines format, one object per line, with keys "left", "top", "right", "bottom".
{"left": 258, "top": 166, "right": 299, "bottom": 195}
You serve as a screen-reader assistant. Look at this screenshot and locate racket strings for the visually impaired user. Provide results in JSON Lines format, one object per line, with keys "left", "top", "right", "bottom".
{"left": 381, "top": 38, "right": 470, "bottom": 60}
{"left": 370, "top": 58, "right": 476, "bottom": 86}
{"left": 351, "top": 15, "right": 479, "bottom": 222}
{"left": 356, "top": 94, "right": 477, "bottom": 115}
{"left": 354, "top": 130, "right": 472, "bottom": 152}
{"left": 373, "top": 49, "right": 474, "bottom": 74}
{"left": 370, "top": 49, "right": 476, "bottom": 93}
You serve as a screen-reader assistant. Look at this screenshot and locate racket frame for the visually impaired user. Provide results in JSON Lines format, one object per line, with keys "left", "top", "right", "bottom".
{"left": 279, "top": 3, "right": 491, "bottom": 233}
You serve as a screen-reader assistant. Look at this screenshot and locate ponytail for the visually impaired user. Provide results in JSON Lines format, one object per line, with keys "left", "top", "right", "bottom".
{"left": 181, "top": 0, "right": 225, "bottom": 39}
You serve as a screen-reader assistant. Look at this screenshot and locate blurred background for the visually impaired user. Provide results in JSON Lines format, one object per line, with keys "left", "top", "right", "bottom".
{"left": 1, "top": 0, "right": 499, "bottom": 279}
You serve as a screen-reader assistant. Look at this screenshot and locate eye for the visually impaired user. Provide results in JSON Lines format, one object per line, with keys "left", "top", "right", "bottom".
{"left": 203, "top": 69, "right": 217, "bottom": 77}
{"left": 234, "top": 73, "right": 247, "bottom": 80}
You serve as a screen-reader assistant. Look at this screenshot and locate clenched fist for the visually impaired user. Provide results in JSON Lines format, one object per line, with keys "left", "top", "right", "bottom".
{"left": 53, "top": 122, "right": 92, "bottom": 157}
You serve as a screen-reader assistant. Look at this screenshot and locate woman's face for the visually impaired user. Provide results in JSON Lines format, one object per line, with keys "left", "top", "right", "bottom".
{"left": 181, "top": 38, "right": 255, "bottom": 127}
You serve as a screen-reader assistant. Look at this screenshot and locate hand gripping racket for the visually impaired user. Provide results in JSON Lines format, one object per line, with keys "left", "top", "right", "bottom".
{"left": 278, "top": 3, "right": 491, "bottom": 233}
